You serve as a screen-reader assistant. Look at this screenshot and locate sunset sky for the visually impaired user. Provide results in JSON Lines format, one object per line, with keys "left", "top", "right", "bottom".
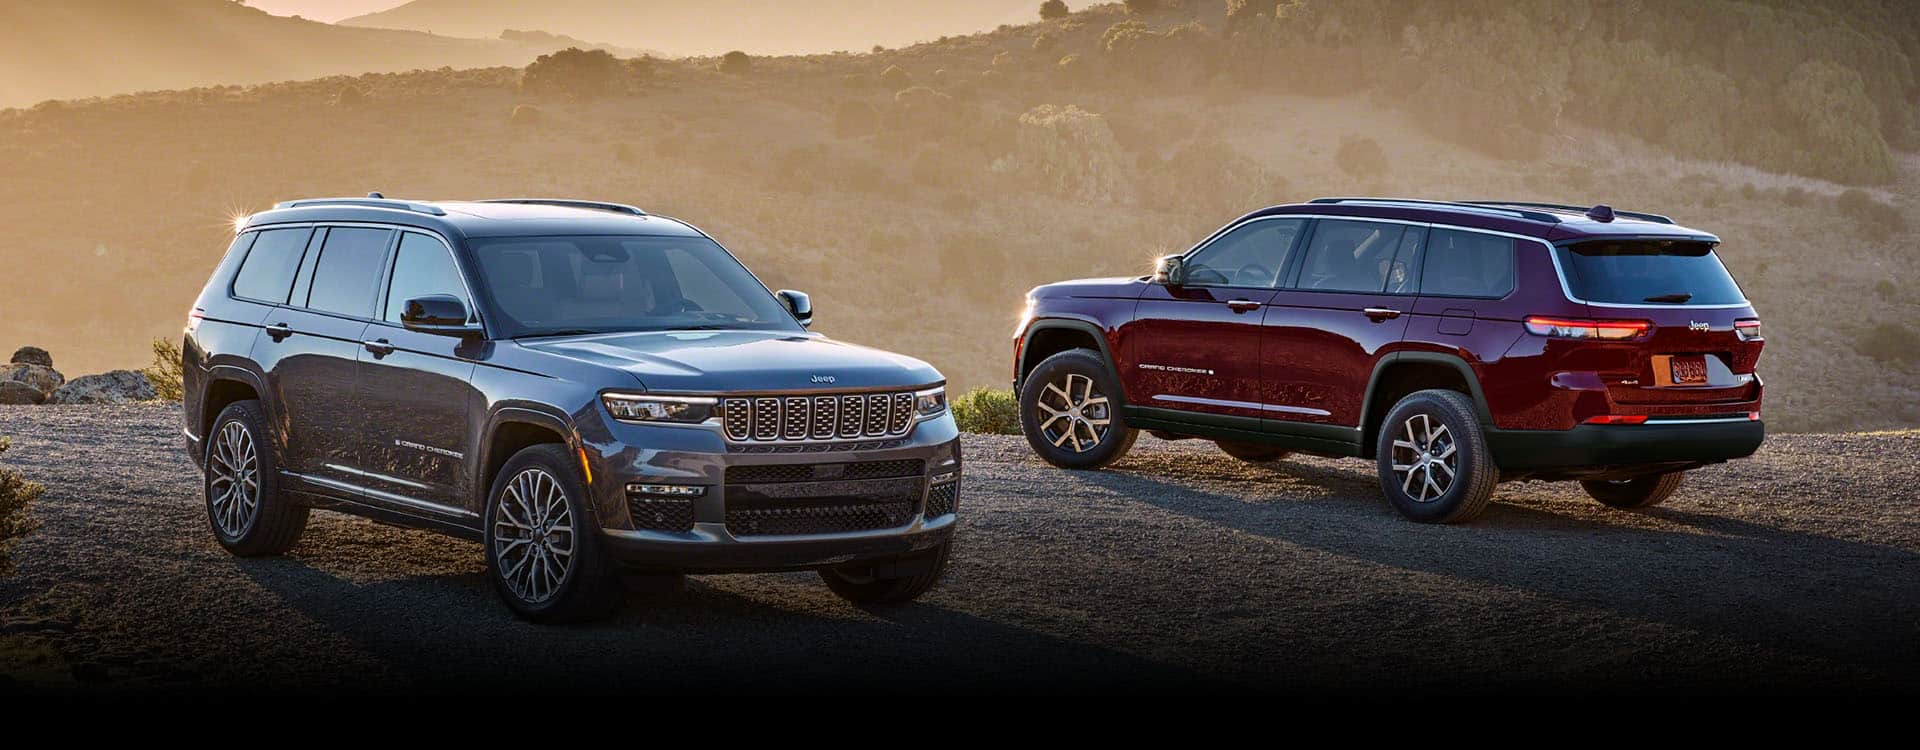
{"left": 243, "top": 1, "right": 405, "bottom": 23}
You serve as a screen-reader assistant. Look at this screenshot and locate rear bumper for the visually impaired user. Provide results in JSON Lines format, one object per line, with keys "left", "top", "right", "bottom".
{"left": 1487, "top": 419, "right": 1765, "bottom": 470}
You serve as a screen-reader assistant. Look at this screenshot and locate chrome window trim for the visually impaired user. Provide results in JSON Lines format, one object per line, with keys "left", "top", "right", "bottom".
{"left": 1176, "top": 215, "right": 1312, "bottom": 291}
{"left": 376, "top": 229, "right": 486, "bottom": 328}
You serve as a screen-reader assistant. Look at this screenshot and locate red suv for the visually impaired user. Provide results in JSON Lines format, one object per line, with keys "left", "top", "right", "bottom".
{"left": 1012, "top": 198, "right": 1765, "bottom": 523}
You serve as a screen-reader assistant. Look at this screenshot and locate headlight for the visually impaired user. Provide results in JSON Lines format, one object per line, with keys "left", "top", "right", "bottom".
{"left": 915, "top": 386, "right": 947, "bottom": 420}
{"left": 602, "top": 394, "right": 717, "bottom": 424}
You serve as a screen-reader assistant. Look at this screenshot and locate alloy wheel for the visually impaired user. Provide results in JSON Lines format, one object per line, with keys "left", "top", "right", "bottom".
{"left": 492, "top": 467, "right": 576, "bottom": 605}
{"left": 1035, "top": 373, "right": 1110, "bottom": 453}
{"left": 1390, "top": 413, "right": 1457, "bottom": 503}
{"left": 208, "top": 420, "right": 260, "bottom": 538}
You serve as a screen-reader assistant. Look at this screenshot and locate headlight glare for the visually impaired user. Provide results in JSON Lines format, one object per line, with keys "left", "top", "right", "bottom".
{"left": 602, "top": 394, "right": 717, "bottom": 424}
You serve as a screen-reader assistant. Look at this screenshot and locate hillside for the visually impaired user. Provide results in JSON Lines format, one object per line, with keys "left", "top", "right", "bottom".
{"left": 0, "top": 0, "right": 569, "bottom": 107}
{"left": 0, "top": 1, "right": 1915, "bottom": 432}
{"left": 341, "top": 0, "right": 1046, "bottom": 56}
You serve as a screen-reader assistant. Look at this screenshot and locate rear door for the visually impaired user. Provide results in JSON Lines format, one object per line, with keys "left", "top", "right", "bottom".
{"left": 1128, "top": 217, "right": 1306, "bottom": 421}
{"left": 1260, "top": 219, "right": 1422, "bottom": 427}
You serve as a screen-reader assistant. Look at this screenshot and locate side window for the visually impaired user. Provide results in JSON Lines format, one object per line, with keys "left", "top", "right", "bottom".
{"left": 1384, "top": 227, "right": 1425, "bottom": 294}
{"left": 1421, "top": 229, "right": 1515, "bottom": 298}
{"left": 230, "top": 228, "right": 313, "bottom": 303}
{"left": 1184, "top": 219, "right": 1304, "bottom": 288}
{"left": 1296, "top": 220, "right": 1406, "bottom": 293}
{"left": 304, "top": 227, "right": 393, "bottom": 318}
{"left": 383, "top": 233, "right": 470, "bottom": 324}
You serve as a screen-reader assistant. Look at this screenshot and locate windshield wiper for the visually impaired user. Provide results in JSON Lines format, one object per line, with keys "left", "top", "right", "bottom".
{"left": 1643, "top": 293, "right": 1693, "bottom": 303}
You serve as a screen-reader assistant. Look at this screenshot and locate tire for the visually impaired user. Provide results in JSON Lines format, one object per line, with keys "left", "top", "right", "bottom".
{"left": 483, "top": 444, "right": 623, "bottom": 623}
{"left": 1216, "top": 440, "right": 1292, "bottom": 463}
{"left": 1582, "top": 472, "right": 1685, "bottom": 510}
{"left": 1374, "top": 389, "right": 1498, "bottom": 524}
{"left": 820, "top": 538, "right": 951, "bottom": 605}
{"left": 204, "top": 400, "right": 308, "bottom": 556}
{"left": 1019, "top": 348, "right": 1138, "bottom": 469}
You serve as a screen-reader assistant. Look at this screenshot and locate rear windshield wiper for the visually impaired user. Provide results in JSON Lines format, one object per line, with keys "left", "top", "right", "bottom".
{"left": 1643, "top": 293, "right": 1693, "bottom": 303}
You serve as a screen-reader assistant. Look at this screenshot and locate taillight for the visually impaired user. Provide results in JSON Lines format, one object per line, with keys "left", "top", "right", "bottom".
{"left": 1735, "top": 319, "right": 1762, "bottom": 341}
{"left": 1524, "top": 316, "right": 1650, "bottom": 340}
{"left": 1583, "top": 415, "right": 1648, "bottom": 425}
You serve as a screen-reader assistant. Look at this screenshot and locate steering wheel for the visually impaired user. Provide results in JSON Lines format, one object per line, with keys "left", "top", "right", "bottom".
{"left": 1235, "top": 263, "right": 1274, "bottom": 287}
{"left": 657, "top": 297, "right": 706, "bottom": 314}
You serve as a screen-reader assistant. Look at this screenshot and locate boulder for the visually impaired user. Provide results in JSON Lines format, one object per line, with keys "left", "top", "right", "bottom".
{"left": 2, "top": 363, "right": 64, "bottom": 397}
{"left": 49, "top": 370, "right": 156, "bottom": 405}
{"left": 0, "top": 381, "right": 44, "bottom": 405}
{"left": 9, "top": 346, "right": 52, "bottom": 368}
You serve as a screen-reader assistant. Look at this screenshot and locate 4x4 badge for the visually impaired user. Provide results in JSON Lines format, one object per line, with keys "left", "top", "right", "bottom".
{"left": 811, "top": 375, "right": 836, "bottom": 384}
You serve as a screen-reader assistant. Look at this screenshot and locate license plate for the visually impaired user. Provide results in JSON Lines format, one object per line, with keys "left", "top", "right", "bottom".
{"left": 1668, "top": 355, "right": 1707, "bottom": 385}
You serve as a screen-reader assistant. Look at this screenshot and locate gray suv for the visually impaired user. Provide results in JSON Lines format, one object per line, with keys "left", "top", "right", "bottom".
{"left": 182, "top": 196, "right": 960, "bottom": 622}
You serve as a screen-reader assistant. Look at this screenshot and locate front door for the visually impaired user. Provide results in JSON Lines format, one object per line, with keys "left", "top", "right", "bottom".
{"left": 1261, "top": 219, "right": 1423, "bottom": 427}
{"left": 1126, "top": 217, "right": 1306, "bottom": 421}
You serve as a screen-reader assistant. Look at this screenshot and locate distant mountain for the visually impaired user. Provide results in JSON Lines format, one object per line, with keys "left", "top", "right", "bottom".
{"left": 341, "top": 0, "right": 1046, "bottom": 56}
{"left": 0, "top": 0, "right": 571, "bottom": 107}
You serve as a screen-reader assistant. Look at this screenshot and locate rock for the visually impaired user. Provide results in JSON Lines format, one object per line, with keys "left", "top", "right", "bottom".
{"left": 49, "top": 370, "right": 156, "bottom": 405}
{"left": 2, "top": 363, "right": 64, "bottom": 395}
{"left": 0, "top": 381, "right": 44, "bottom": 405}
{"left": 9, "top": 346, "right": 52, "bottom": 368}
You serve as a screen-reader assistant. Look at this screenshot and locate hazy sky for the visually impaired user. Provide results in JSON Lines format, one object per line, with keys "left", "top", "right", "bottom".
{"left": 243, "top": 1, "right": 406, "bottom": 23}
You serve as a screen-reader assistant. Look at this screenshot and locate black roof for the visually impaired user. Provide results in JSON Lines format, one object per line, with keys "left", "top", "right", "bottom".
{"left": 1256, "top": 198, "right": 1720, "bottom": 244}
{"left": 240, "top": 197, "right": 706, "bottom": 240}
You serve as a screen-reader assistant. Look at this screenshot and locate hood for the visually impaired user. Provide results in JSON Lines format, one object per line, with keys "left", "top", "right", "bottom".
{"left": 515, "top": 330, "right": 943, "bottom": 393}
{"left": 1030, "top": 277, "right": 1149, "bottom": 300}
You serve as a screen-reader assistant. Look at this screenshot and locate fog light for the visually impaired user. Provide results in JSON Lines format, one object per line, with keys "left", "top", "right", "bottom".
{"left": 627, "top": 483, "right": 707, "bottom": 497}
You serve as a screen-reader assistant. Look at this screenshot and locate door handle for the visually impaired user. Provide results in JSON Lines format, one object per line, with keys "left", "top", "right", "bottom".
{"left": 363, "top": 338, "right": 395, "bottom": 356}
{"left": 1363, "top": 307, "right": 1403, "bottom": 321}
{"left": 265, "top": 323, "right": 293, "bottom": 341}
{"left": 1226, "top": 299, "right": 1262, "bottom": 313}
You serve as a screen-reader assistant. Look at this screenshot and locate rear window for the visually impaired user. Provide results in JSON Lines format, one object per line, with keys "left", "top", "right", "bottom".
{"left": 230, "top": 228, "right": 312, "bottom": 303}
{"left": 1556, "top": 240, "right": 1745, "bottom": 305}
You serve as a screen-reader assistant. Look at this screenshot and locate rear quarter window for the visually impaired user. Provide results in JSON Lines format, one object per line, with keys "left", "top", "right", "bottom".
{"left": 1555, "top": 239, "right": 1746, "bottom": 305}
{"left": 1420, "top": 229, "right": 1514, "bottom": 298}
{"left": 230, "top": 228, "right": 314, "bottom": 303}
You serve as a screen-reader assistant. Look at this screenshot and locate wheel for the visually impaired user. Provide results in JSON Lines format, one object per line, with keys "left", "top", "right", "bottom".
{"left": 1019, "top": 349, "right": 1138, "bottom": 469}
{"left": 820, "top": 539, "right": 951, "bottom": 605}
{"left": 1375, "top": 389, "right": 1498, "bottom": 524}
{"left": 484, "top": 444, "right": 622, "bottom": 623}
{"left": 205, "top": 400, "right": 307, "bottom": 556}
{"left": 1216, "top": 440, "right": 1292, "bottom": 463}
{"left": 1582, "top": 472, "right": 1685, "bottom": 510}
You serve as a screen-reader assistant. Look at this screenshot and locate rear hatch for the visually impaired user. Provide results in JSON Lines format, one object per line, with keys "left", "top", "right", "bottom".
{"left": 1555, "top": 238, "right": 1763, "bottom": 410}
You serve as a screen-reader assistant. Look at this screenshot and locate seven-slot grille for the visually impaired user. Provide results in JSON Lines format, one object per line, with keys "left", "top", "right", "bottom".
{"left": 722, "top": 392, "right": 916, "bottom": 443}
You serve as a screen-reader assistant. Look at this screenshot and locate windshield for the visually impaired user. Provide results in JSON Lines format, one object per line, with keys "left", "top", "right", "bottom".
{"left": 468, "top": 234, "right": 801, "bottom": 337}
{"left": 1555, "top": 239, "right": 1747, "bottom": 305}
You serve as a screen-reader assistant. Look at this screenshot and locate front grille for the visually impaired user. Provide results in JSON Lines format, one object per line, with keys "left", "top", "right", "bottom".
{"left": 722, "top": 391, "right": 918, "bottom": 443}
{"left": 627, "top": 497, "right": 695, "bottom": 532}
{"left": 725, "top": 459, "right": 924, "bottom": 485}
{"left": 925, "top": 480, "right": 959, "bottom": 518}
{"left": 725, "top": 496, "right": 916, "bottom": 537}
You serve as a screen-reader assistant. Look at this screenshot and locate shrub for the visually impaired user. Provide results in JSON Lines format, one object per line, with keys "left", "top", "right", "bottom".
{"left": 1033, "top": 31, "right": 1061, "bottom": 53}
{"left": 1875, "top": 279, "right": 1898, "bottom": 299}
{"left": 718, "top": 50, "right": 753, "bottom": 75}
{"left": 1039, "top": 0, "right": 1070, "bottom": 21}
{"left": 0, "top": 437, "right": 42, "bottom": 577}
{"left": 1836, "top": 189, "right": 1906, "bottom": 242}
{"left": 1124, "top": 0, "right": 1161, "bottom": 14}
{"left": 625, "top": 56, "right": 656, "bottom": 83}
{"left": 1010, "top": 104, "right": 1131, "bottom": 203}
{"left": 833, "top": 99, "right": 878, "bottom": 138}
{"left": 142, "top": 338, "right": 183, "bottom": 403}
{"left": 952, "top": 388, "right": 1021, "bottom": 435}
{"left": 1147, "top": 139, "right": 1282, "bottom": 219}
{"left": 331, "top": 86, "right": 366, "bottom": 108}
{"left": 521, "top": 47, "right": 621, "bottom": 98}
{"left": 1334, "top": 137, "right": 1388, "bottom": 182}
{"left": 1857, "top": 322, "right": 1920, "bottom": 365}
{"left": 509, "top": 104, "right": 542, "bottom": 127}
{"left": 880, "top": 64, "right": 912, "bottom": 89}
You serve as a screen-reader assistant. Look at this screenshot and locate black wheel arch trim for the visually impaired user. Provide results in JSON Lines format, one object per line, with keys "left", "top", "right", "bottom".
{"left": 1360, "top": 351, "right": 1495, "bottom": 428}
{"left": 1017, "top": 317, "right": 1126, "bottom": 407}
{"left": 476, "top": 404, "right": 581, "bottom": 495}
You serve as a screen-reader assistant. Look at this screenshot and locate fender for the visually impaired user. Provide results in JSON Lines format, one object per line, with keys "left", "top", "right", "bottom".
{"left": 1016, "top": 317, "right": 1126, "bottom": 405}
{"left": 473, "top": 403, "right": 579, "bottom": 498}
{"left": 199, "top": 364, "right": 271, "bottom": 434}
{"left": 1359, "top": 351, "right": 1495, "bottom": 429}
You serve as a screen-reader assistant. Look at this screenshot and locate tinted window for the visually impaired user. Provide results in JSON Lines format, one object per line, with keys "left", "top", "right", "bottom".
{"left": 304, "top": 227, "right": 392, "bottom": 318}
{"left": 1184, "top": 219, "right": 1304, "bottom": 288}
{"left": 1297, "top": 220, "right": 1406, "bottom": 293}
{"left": 383, "top": 233, "right": 469, "bottom": 324}
{"left": 230, "top": 229, "right": 312, "bottom": 303}
{"left": 1555, "top": 240, "right": 1745, "bottom": 305}
{"left": 1421, "top": 229, "right": 1514, "bottom": 298}
{"left": 470, "top": 235, "right": 801, "bottom": 338}
{"left": 1385, "top": 227, "right": 1425, "bottom": 294}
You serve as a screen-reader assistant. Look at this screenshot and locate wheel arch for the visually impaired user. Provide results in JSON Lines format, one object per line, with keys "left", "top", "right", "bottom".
{"left": 1017, "top": 318, "right": 1125, "bottom": 404}
{"left": 199, "top": 365, "right": 268, "bottom": 451}
{"left": 477, "top": 406, "right": 578, "bottom": 509}
{"left": 1359, "top": 352, "right": 1492, "bottom": 459}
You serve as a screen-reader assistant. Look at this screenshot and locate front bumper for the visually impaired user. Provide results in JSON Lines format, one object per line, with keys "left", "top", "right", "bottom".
{"left": 1487, "top": 418, "right": 1765, "bottom": 470}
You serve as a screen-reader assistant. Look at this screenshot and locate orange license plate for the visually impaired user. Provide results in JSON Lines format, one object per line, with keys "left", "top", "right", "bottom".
{"left": 1668, "top": 355, "right": 1707, "bottom": 385}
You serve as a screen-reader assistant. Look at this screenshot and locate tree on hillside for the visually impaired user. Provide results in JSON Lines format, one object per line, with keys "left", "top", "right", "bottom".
{"left": 522, "top": 47, "right": 621, "bottom": 98}
{"left": 719, "top": 51, "right": 753, "bottom": 75}
{"left": 1040, "top": 0, "right": 1070, "bottom": 21}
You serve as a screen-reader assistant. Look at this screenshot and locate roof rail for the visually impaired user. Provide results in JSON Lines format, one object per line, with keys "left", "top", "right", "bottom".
{"left": 273, "top": 197, "right": 447, "bottom": 216}
{"left": 1307, "top": 197, "right": 1564, "bottom": 224}
{"left": 1462, "top": 201, "right": 1674, "bottom": 225}
{"left": 478, "top": 199, "right": 648, "bottom": 216}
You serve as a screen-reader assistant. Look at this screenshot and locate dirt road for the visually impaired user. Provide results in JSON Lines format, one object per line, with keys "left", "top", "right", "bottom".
{"left": 1, "top": 404, "right": 1915, "bottom": 695}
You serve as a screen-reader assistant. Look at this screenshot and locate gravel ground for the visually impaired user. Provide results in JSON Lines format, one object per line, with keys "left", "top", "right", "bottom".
{"left": 1, "top": 404, "right": 1916, "bottom": 696}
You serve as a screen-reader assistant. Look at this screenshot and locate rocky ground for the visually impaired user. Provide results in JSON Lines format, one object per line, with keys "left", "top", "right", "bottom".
{"left": 0, "top": 404, "right": 1916, "bottom": 696}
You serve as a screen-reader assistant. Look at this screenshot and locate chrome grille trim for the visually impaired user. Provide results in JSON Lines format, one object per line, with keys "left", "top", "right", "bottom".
{"left": 721, "top": 391, "right": 920, "bottom": 444}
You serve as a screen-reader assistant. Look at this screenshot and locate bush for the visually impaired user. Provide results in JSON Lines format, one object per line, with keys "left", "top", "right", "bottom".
{"left": 509, "top": 104, "right": 542, "bottom": 127}
{"left": 880, "top": 64, "right": 912, "bottom": 89}
{"left": 1010, "top": 104, "right": 1131, "bottom": 203}
{"left": 952, "top": 388, "right": 1021, "bottom": 434}
{"left": 718, "top": 50, "right": 753, "bottom": 75}
{"left": 1033, "top": 31, "right": 1061, "bottom": 53}
{"left": 1858, "top": 322, "right": 1920, "bottom": 365}
{"left": 0, "top": 438, "right": 42, "bottom": 577}
{"left": 1039, "top": 0, "right": 1070, "bottom": 21}
{"left": 1335, "top": 136, "right": 1389, "bottom": 182}
{"left": 1875, "top": 279, "right": 1898, "bottom": 299}
{"left": 331, "top": 86, "right": 366, "bottom": 108}
{"left": 625, "top": 56, "right": 656, "bottom": 83}
{"left": 833, "top": 99, "right": 878, "bottom": 138}
{"left": 142, "top": 338, "right": 183, "bottom": 403}
{"left": 1836, "top": 189, "right": 1906, "bottom": 242}
{"left": 521, "top": 47, "right": 621, "bottom": 98}
{"left": 1124, "top": 0, "right": 1161, "bottom": 14}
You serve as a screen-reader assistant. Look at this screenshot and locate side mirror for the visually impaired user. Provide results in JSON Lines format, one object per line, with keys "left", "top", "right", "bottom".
{"left": 1153, "top": 255, "right": 1188, "bottom": 286}
{"left": 400, "top": 295, "right": 482, "bottom": 337}
{"left": 777, "top": 289, "right": 813, "bottom": 328}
